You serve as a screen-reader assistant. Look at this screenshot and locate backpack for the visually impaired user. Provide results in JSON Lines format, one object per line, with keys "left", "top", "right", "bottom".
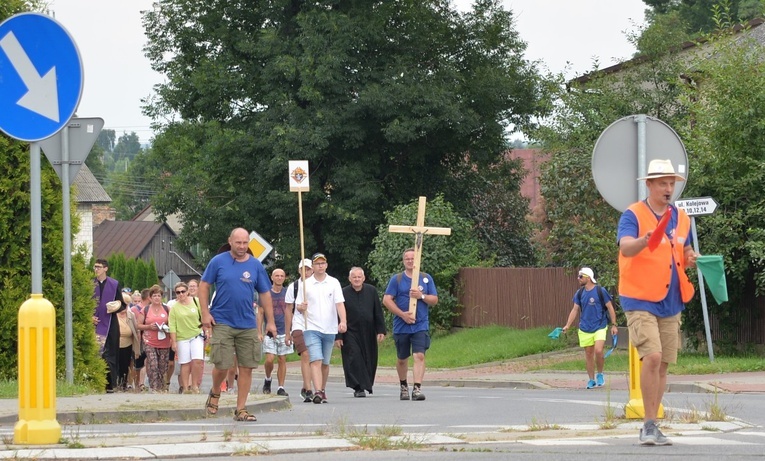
{"left": 576, "top": 285, "right": 609, "bottom": 315}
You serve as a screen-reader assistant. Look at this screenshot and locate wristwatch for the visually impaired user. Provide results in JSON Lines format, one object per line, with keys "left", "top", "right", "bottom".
{"left": 421, "top": 294, "right": 425, "bottom": 300}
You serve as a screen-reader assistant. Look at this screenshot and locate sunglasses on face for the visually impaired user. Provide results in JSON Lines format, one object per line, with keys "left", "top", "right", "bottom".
{"left": 578, "top": 274, "right": 589, "bottom": 279}
{"left": 175, "top": 290, "right": 187, "bottom": 295}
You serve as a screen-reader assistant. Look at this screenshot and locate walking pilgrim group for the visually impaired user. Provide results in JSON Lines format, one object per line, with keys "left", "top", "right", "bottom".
{"left": 94, "top": 227, "right": 439, "bottom": 423}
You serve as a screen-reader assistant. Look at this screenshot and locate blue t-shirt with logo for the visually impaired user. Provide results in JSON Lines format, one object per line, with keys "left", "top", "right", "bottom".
{"left": 201, "top": 252, "right": 271, "bottom": 329}
{"left": 385, "top": 272, "right": 437, "bottom": 334}
{"left": 573, "top": 286, "right": 612, "bottom": 333}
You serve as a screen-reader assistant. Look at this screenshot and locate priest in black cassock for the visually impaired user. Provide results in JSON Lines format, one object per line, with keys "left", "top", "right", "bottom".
{"left": 336, "top": 267, "right": 387, "bottom": 397}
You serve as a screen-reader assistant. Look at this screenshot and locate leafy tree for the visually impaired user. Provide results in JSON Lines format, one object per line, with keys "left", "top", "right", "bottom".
{"left": 679, "top": 19, "right": 765, "bottom": 349}
{"left": 96, "top": 129, "right": 116, "bottom": 153}
{"left": 0, "top": 1, "right": 105, "bottom": 387}
{"left": 449, "top": 156, "right": 536, "bottom": 267}
{"left": 107, "top": 149, "right": 157, "bottom": 220}
{"left": 642, "top": 0, "right": 764, "bottom": 36}
{"left": 147, "top": 257, "right": 159, "bottom": 288}
{"left": 113, "top": 132, "right": 142, "bottom": 164}
{"left": 527, "top": 16, "right": 689, "bottom": 291}
{"left": 141, "top": 0, "right": 545, "bottom": 271}
{"left": 367, "top": 195, "right": 490, "bottom": 331}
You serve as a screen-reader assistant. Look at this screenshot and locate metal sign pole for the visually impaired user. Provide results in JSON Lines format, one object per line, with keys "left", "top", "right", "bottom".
{"left": 61, "top": 126, "right": 74, "bottom": 383}
{"left": 690, "top": 216, "right": 715, "bottom": 362}
{"left": 30, "top": 143, "right": 42, "bottom": 293}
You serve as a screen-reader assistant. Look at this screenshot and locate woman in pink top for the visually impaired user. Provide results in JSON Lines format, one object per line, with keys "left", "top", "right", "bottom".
{"left": 136, "top": 285, "right": 172, "bottom": 392}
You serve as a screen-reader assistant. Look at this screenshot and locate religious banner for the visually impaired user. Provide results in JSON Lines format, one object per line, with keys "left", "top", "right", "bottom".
{"left": 289, "top": 160, "right": 310, "bottom": 324}
{"left": 289, "top": 160, "right": 310, "bottom": 192}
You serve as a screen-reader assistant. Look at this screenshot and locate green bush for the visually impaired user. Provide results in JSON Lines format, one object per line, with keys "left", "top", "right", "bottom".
{"left": 0, "top": 135, "right": 105, "bottom": 389}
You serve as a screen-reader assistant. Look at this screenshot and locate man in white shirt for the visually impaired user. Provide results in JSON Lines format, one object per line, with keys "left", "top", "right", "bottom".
{"left": 285, "top": 258, "right": 314, "bottom": 402}
{"left": 296, "top": 253, "right": 347, "bottom": 404}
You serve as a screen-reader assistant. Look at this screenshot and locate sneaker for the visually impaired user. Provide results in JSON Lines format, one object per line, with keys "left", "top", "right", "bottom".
{"left": 303, "top": 390, "right": 313, "bottom": 403}
{"left": 262, "top": 379, "right": 272, "bottom": 394}
{"left": 411, "top": 387, "right": 426, "bottom": 401}
{"left": 313, "top": 390, "right": 327, "bottom": 404}
{"left": 586, "top": 379, "right": 597, "bottom": 389}
{"left": 596, "top": 373, "right": 605, "bottom": 387}
{"left": 354, "top": 389, "right": 366, "bottom": 398}
{"left": 640, "top": 421, "right": 672, "bottom": 446}
{"left": 400, "top": 384, "right": 410, "bottom": 401}
{"left": 276, "top": 387, "right": 288, "bottom": 396}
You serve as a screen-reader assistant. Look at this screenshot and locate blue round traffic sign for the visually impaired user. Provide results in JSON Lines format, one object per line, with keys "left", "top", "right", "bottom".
{"left": 0, "top": 13, "right": 83, "bottom": 142}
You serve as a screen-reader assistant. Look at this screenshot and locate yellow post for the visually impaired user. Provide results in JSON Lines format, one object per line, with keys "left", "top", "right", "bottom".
{"left": 625, "top": 340, "right": 664, "bottom": 419}
{"left": 14, "top": 294, "right": 61, "bottom": 444}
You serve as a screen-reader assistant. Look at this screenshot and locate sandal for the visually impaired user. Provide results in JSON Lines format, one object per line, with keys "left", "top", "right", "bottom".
{"left": 205, "top": 390, "right": 220, "bottom": 416}
{"left": 233, "top": 408, "right": 257, "bottom": 422}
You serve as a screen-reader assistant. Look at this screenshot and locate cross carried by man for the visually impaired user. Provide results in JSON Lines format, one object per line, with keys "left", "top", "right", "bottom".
{"left": 388, "top": 196, "right": 451, "bottom": 317}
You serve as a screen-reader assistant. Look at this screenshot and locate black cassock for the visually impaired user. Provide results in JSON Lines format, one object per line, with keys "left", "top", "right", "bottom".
{"left": 338, "top": 283, "right": 386, "bottom": 393}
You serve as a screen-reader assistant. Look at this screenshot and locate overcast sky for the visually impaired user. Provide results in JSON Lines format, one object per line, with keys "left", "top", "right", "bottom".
{"left": 49, "top": 0, "right": 647, "bottom": 145}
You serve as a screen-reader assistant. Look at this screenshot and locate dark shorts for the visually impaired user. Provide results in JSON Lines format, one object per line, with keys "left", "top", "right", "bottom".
{"left": 393, "top": 331, "right": 430, "bottom": 360}
{"left": 291, "top": 330, "right": 307, "bottom": 355}
{"left": 133, "top": 351, "right": 146, "bottom": 369}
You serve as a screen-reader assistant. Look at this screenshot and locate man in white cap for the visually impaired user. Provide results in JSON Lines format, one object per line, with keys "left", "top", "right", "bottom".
{"left": 284, "top": 258, "right": 314, "bottom": 401}
{"left": 617, "top": 159, "right": 699, "bottom": 446}
{"left": 561, "top": 267, "right": 618, "bottom": 389}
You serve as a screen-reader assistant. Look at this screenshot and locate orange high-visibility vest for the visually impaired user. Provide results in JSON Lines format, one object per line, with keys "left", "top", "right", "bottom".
{"left": 619, "top": 202, "right": 695, "bottom": 303}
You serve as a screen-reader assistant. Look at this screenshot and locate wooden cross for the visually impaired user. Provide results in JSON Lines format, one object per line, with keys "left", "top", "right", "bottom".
{"left": 388, "top": 196, "right": 451, "bottom": 317}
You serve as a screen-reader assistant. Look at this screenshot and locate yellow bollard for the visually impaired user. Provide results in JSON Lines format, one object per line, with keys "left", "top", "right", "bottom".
{"left": 14, "top": 294, "right": 61, "bottom": 444}
{"left": 625, "top": 340, "right": 664, "bottom": 419}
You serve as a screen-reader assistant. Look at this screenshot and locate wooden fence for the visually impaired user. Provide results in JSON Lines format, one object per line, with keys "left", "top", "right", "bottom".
{"left": 455, "top": 267, "right": 765, "bottom": 346}
{"left": 455, "top": 267, "right": 579, "bottom": 329}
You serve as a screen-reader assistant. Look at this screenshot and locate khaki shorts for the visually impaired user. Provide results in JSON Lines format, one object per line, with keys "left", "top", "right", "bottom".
{"left": 209, "top": 325, "right": 261, "bottom": 369}
{"left": 625, "top": 311, "right": 681, "bottom": 364}
{"left": 291, "top": 330, "right": 307, "bottom": 355}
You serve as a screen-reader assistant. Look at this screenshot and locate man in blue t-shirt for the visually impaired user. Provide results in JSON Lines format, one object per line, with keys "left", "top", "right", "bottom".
{"left": 199, "top": 227, "right": 275, "bottom": 422}
{"left": 561, "top": 267, "right": 618, "bottom": 389}
{"left": 257, "top": 268, "right": 293, "bottom": 396}
{"left": 383, "top": 248, "right": 438, "bottom": 402}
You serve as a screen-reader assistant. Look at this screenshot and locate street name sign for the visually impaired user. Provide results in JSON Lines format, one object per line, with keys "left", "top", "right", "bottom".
{"left": 675, "top": 197, "right": 718, "bottom": 216}
{"left": 0, "top": 13, "right": 83, "bottom": 142}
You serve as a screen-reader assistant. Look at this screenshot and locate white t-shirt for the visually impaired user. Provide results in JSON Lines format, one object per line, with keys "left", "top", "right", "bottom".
{"left": 285, "top": 280, "right": 306, "bottom": 332}
{"left": 295, "top": 274, "right": 345, "bottom": 334}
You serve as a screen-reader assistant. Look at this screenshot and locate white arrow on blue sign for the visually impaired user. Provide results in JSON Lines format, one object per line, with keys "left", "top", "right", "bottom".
{"left": 0, "top": 13, "right": 83, "bottom": 142}
{"left": 675, "top": 196, "right": 718, "bottom": 216}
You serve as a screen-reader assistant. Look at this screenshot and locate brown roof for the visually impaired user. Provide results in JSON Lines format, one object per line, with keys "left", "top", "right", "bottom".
{"left": 93, "top": 220, "right": 168, "bottom": 259}
{"left": 73, "top": 164, "right": 111, "bottom": 203}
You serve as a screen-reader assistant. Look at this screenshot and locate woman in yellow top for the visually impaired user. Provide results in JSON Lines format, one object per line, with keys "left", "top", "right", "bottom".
{"left": 168, "top": 282, "right": 205, "bottom": 393}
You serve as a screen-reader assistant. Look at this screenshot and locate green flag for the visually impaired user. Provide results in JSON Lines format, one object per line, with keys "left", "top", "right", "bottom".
{"left": 696, "top": 255, "right": 728, "bottom": 304}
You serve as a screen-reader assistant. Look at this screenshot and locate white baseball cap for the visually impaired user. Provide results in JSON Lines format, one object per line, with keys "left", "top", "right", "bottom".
{"left": 298, "top": 258, "right": 312, "bottom": 269}
{"left": 578, "top": 267, "right": 597, "bottom": 283}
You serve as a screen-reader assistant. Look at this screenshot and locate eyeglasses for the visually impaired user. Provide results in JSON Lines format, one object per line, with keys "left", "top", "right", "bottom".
{"left": 94, "top": 265, "right": 104, "bottom": 269}
{"left": 175, "top": 290, "right": 187, "bottom": 295}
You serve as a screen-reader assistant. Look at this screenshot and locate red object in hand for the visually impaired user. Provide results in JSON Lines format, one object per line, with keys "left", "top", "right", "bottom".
{"left": 647, "top": 207, "right": 671, "bottom": 251}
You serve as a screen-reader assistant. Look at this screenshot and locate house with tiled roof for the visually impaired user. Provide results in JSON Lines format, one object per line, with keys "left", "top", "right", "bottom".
{"left": 93, "top": 220, "right": 201, "bottom": 280}
{"left": 73, "top": 164, "right": 113, "bottom": 259}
